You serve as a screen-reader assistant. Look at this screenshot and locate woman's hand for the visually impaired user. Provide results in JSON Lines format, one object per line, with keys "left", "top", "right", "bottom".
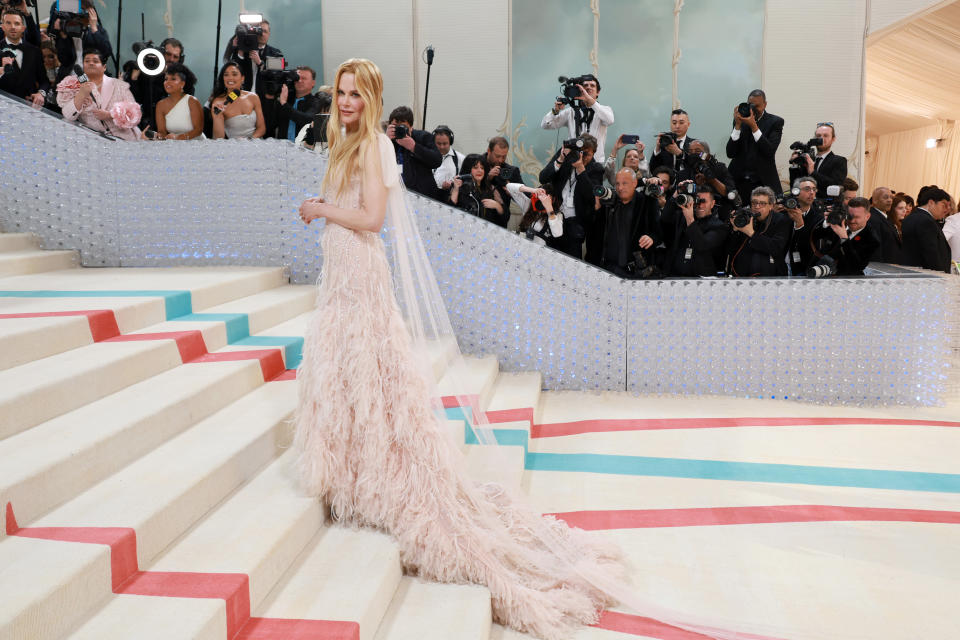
{"left": 481, "top": 198, "right": 503, "bottom": 213}
{"left": 91, "top": 108, "right": 112, "bottom": 121}
{"left": 211, "top": 99, "right": 227, "bottom": 118}
{"left": 299, "top": 197, "right": 325, "bottom": 224}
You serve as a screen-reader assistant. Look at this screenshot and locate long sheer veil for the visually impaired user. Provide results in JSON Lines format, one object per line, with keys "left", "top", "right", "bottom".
{"left": 372, "top": 133, "right": 800, "bottom": 640}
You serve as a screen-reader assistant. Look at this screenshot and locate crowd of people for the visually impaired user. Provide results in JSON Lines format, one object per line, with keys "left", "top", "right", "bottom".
{"left": 1, "top": 4, "right": 957, "bottom": 277}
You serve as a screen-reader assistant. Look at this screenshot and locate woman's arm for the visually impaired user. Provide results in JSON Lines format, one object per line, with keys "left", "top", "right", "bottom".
{"left": 300, "top": 143, "right": 388, "bottom": 233}
{"left": 211, "top": 97, "right": 226, "bottom": 139}
{"left": 185, "top": 98, "right": 205, "bottom": 139}
{"left": 155, "top": 100, "right": 169, "bottom": 138}
{"left": 250, "top": 94, "right": 266, "bottom": 139}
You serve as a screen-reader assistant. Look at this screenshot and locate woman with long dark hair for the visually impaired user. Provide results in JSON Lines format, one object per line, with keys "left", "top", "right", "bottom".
{"left": 209, "top": 62, "right": 265, "bottom": 139}
{"left": 448, "top": 153, "right": 505, "bottom": 223}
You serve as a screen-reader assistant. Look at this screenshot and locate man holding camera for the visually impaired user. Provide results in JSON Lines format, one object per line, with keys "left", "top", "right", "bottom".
{"left": 726, "top": 89, "right": 785, "bottom": 198}
{"left": 270, "top": 66, "right": 324, "bottom": 141}
{"left": 224, "top": 18, "right": 282, "bottom": 96}
{"left": 538, "top": 133, "right": 604, "bottom": 260}
{"left": 788, "top": 123, "right": 847, "bottom": 199}
{"left": 386, "top": 105, "right": 443, "bottom": 199}
{"left": 47, "top": 0, "right": 112, "bottom": 74}
{"left": 808, "top": 197, "right": 879, "bottom": 276}
{"left": 540, "top": 74, "right": 614, "bottom": 162}
{"left": 781, "top": 176, "right": 824, "bottom": 275}
{"left": 726, "top": 186, "right": 791, "bottom": 277}
{"left": 596, "top": 168, "right": 661, "bottom": 278}
{"left": 902, "top": 188, "right": 953, "bottom": 273}
{"left": 649, "top": 108, "right": 694, "bottom": 180}
{"left": 662, "top": 184, "right": 729, "bottom": 277}
{"left": 128, "top": 38, "right": 190, "bottom": 130}
{"left": 432, "top": 125, "right": 463, "bottom": 194}
{"left": 686, "top": 140, "right": 736, "bottom": 219}
{"left": 0, "top": 7, "right": 45, "bottom": 106}
{"left": 484, "top": 136, "right": 524, "bottom": 227}
{"left": 866, "top": 186, "right": 902, "bottom": 264}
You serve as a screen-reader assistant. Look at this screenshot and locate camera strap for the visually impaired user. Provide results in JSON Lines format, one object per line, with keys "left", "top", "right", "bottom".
{"left": 572, "top": 104, "right": 593, "bottom": 135}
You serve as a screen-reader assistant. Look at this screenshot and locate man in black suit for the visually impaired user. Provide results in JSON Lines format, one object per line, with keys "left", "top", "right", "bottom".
{"left": 782, "top": 176, "right": 825, "bottom": 276}
{"left": 223, "top": 18, "right": 283, "bottom": 96}
{"left": 538, "top": 133, "right": 604, "bottom": 261}
{"left": 271, "top": 66, "right": 327, "bottom": 141}
{"left": 484, "top": 136, "right": 524, "bottom": 228}
{"left": 726, "top": 186, "right": 791, "bottom": 277}
{"left": 0, "top": 7, "right": 46, "bottom": 106}
{"left": 386, "top": 105, "right": 443, "bottom": 199}
{"left": 650, "top": 108, "right": 695, "bottom": 182}
{"left": 597, "top": 167, "right": 662, "bottom": 278}
{"left": 726, "top": 89, "right": 785, "bottom": 198}
{"left": 902, "top": 188, "right": 952, "bottom": 273}
{"left": 662, "top": 184, "right": 728, "bottom": 277}
{"left": 808, "top": 197, "right": 879, "bottom": 276}
{"left": 3, "top": 0, "right": 39, "bottom": 47}
{"left": 788, "top": 123, "right": 847, "bottom": 199}
{"left": 866, "top": 186, "right": 901, "bottom": 264}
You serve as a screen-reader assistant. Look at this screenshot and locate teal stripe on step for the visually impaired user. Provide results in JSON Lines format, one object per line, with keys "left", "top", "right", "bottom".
{"left": 172, "top": 313, "right": 250, "bottom": 343}
{"left": 0, "top": 290, "right": 192, "bottom": 320}
{"left": 525, "top": 453, "right": 960, "bottom": 493}
{"left": 234, "top": 336, "right": 304, "bottom": 369}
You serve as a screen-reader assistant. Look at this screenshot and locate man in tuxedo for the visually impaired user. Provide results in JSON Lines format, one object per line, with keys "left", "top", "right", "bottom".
{"left": 386, "top": 105, "right": 443, "bottom": 199}
{"left": 726, "top": 89, "right": 785, "bottom": 197}
{"left": 0, "top": 7, "right": 45, "bottom": 106}
{"left": 902, "top": 188, "right": 952, "bottom": 273}
{"left": 726, "top": 186, "right": 791, "bottom": 277}
{"left": 808, "top": 197, "right": 879, "bottom": 276}
{"left": 223, "top": 18, "right": 283, "bottom": 96}
{"left": 538, "top": 133, "right": 604, "bottom": 261}
{"left": 3, "top": 0, "right": 39, "bottom": 47}
{"left": 866, "top": 186, "right": 901, "bottom": 264}
{"left": 650, "top": 108, "right": 694, "bottom": 182}
{"left": 484, "top": 136, "right": 524, "bottom": 227}
{"left": 788, "top": 123, "right": 847, "bottom": 198}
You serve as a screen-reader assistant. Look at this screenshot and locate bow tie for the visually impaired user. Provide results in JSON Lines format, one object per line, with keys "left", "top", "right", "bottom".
{"left": 3, "top": 43, "right": 23, "bottom": 50}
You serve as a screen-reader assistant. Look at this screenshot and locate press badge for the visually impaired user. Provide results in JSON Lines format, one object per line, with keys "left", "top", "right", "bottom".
{"left": 684, "top": 248, "right": 693, "bottom": 261}
{"left": 792, "top": 251, "right": 801, "bottom": 263}
{"left": 769, "top": 256, "right": 775, "bottom": 264}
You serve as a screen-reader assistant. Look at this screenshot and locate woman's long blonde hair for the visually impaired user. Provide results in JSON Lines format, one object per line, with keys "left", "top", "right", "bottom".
{"left": 322, "top": 58, "right": 384, "bottom": 197}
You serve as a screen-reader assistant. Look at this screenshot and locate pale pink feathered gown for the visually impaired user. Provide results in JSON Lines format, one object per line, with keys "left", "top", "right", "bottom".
{"left": 294, "top": 168, "right": 624, "bottom": 640}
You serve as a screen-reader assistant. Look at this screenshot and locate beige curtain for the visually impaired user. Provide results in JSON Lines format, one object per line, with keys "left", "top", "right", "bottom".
{"left": 866, "top": 120, "right": 960, "bottom": 199}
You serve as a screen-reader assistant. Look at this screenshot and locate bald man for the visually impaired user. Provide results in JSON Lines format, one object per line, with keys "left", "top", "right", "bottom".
{"left": 866, "top": 186, "right": 902, "bottom": 263}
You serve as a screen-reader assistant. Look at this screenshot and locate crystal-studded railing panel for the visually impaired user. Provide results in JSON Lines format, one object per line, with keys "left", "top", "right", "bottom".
{"left": 1, "top": 93, "right": 957, "bottom": 404}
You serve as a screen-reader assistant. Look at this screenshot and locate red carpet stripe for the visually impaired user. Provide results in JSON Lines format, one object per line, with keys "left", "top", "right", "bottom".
{"left": 550, "top": 505, "right": 960, "bottom": 531}
{"left": 485, "top": 407, "right": 534, "bottom": 425}
{"left": 107, "top": 331, "right": 209, "bottom": 362}
{"left": 595, "top": 610, "right": 783, "bottom": 640}
{"left": 270, "top": 369, "right": 298, "bottom": 382}
{"left": 6, "top": 502, "right": 358, "bottom": 640}
{"left": 532, "top": 416, "right": 960, "bottom": 438}
{"left": 193, "top": 349, "right": 286, "bottom": 382}
{"left": 0, "top": 309, "right": 120, "bottom": 342}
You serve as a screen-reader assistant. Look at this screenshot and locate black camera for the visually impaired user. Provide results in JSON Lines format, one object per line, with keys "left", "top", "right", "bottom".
{"left": 235, "top": 23, "right": 262, "bottom": 53}
{"left": 642, "top": 179, "right": 664, "bottom": 198}
{"left": 789, "top": 137, "right": 823, "bottom": 168}
{"left": 806, "top": 255, "right": 837, "bottom": 279}
{"left": 0, "top": 47, "right": 18, "bottom": 73}
{"left": 674, "top": 181, "right": 697, "bottom": 207}
{"left": 304, "top": 113, "right": 330, "bottom": 147}
{"left": 52, "top": 11, "right": 87, "bottom": 38}
{"left": 737, "top": 102, "right": 758, "bottom": 118}
{"left": 594, "top": 185, "right": 615, "bottom": 200}
{"left": 821, "top": 184, "right": 848, "bottom": 226}
{"left": 261, "top": 67, "right": 299, "bottom": 97}
{"left": 732, "top": 206, "right": 759, "bottom": 228}
{"left": 394, "top": 124, "right": 410, "bottom": 140}
{"left": 776, "top": 187, "right": 802, "bottom": 210}
{"left": 692, "top": 155, "right": 717, "bottom": 180}
{"left": 556, "top": 75, "right": 591, "bottom": 105}
{"left": 2, "top": 0, "right": 36, "bottom": 6}
{"left": 562, "top": 137, "right": 584, "bottom": 162}
{"left": 658, "top": 131, "right": 678, "bottom": 151}
{"left": 627, "top": 250, "right": 663, "bottom": 280}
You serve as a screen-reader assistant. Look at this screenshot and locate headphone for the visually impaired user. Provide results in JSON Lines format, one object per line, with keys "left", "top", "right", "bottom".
{"left": 432, "top": 125, "right": 454, "bottom": 146}
{"left": 159, "top": 38, "right": 185, "bottom": 62}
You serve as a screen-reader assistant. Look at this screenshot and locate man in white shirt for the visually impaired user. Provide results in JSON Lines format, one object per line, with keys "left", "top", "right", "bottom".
{"left": 540, "top": 74, "right": 614, "bottom": 163}
{"left": 649, "top": 109, "right": 694, "bottom": 179}
{"left": 431, "top": 125, "right": 462, "bottom": 193}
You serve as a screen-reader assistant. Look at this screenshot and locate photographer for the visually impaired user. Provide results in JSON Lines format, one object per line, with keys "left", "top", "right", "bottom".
{"left": 726, "top": 186, "right": 791, "bottom": 277}
{"left": 650, "top": 165, "right": 677, "bottom": 210}
{"left": 2, "top": 0, "right": 39, "bottom": 47}
{"left": 432, "top": 125, "right": 463, "bottom": 195}
{"left": 448, "top": 153, "right": 504, "bottom": 223}
{"left": 516, "top": 184, "right": 564, "bottom": 249}
{"left": 538, "top": 133, "right": 604, "bottom": 260}
{"left": 0, "top": 7, "right": 46, "bottom": 106}
{"left": 687, "top": 140, "right": 736, "bottom": 219}
{"left": 781, "top": 176, "right": 823, "bottom": 275}
{"left": 842, "top": 177, "right": 859, "bottom": 207}
{"left": 726, "top": 89, "right": 785, "bottom": 198}
{"left": 483, "top": 137, "right": 525, "bottom": 227}
{"left": 540, "top": 74, "right": 614, "bottom": 162}
{"left": 223, "top": 18, "right": 282, "bottom": 96}
{"left": 47, "top": 0, "right": 112, "bottom": 73}
{"left": 128, "top": 38, "right": 191, "bottom": 130}
{"left": 808, "top": 197, "right": 879, "bottom": 276}
{"left": 604, "top": 135, "right": 649, "bottom": 187}
{"left": 386, "top": 105, "right": 443, "bottom": 198}
{"left": 649, "top": 109, "right": 694, "bottom": 180}
{"left": 788, "top": 123, "right": 847, "bottom": 198}
{"left": 271, "top": 66, "right": 323, "bottom": 141}
{"left": 598, "top": 168, "right": 661, "bottom": 278}
{"left": 662, "top": 184, "right": 729, "bottom": 277}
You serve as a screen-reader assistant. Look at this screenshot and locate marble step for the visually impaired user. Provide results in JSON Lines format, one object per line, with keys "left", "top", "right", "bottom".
{"left": 0, "top": 249, "right": 77, "bottom": 278}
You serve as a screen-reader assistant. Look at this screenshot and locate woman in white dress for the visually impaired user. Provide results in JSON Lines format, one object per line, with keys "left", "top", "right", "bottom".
{"left": 209, "top": 62, "right": 265, "bottom": 140}
{"left": 154, "top": 64, "right": 203, "bottom": 140}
